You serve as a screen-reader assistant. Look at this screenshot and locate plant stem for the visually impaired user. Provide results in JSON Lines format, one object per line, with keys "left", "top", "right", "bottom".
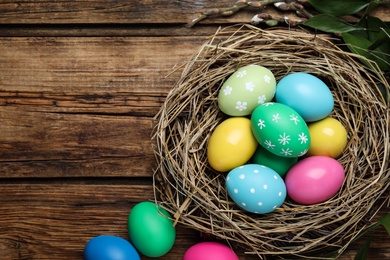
{"left": 186, "top": 0, "right": 282, "bottom": 27}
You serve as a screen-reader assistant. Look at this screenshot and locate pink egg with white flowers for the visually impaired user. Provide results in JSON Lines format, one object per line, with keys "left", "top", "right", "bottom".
{"left": 183, "top": 242, "right": 239, "bottom": 260}
{"left": 285, "top": 156, "right": 345, "bottom": 205}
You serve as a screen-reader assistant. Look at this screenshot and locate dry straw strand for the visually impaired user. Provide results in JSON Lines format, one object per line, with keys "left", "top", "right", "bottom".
{"left": 153, "top": 24, "right": 390, "bottom": 259}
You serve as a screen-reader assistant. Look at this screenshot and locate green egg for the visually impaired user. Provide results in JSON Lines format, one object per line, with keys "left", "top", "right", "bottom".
{"left": 128, "top": 201, "right": 176, "bottom": 257}
{"left": 251, "top": 144, "right": 298, "bottom": 178}
{"left": 218, "top": 64, "right": 276, "bottom": 116}
{"left": 251, "top": 102, "right": 311, "bottom": 158}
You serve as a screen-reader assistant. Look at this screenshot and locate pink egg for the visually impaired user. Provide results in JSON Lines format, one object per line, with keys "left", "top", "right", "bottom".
{"left": 183, "top": 242, "right": 239, "bottom": 260}
{"left": 285, "top": 156, "right": 345, "bottom": 205}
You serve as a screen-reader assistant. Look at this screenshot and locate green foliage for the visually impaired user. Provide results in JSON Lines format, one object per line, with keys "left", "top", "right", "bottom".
{"left": 304, "top": 14, "right": 361, "bottom": 33}
{"left": 308, "top": 0, "right": 369, "bottom": 16}
{"left": 352, "top": 213, "right": 390, "bottom": 260}
{"left": 305, "top": 0, "right": 390, "bottom": 75}
{"left": 378, "top": 212, "right": 390, "bottom": 235}
{"left": 354, "top": 238, "right": 372, "bottom": 260}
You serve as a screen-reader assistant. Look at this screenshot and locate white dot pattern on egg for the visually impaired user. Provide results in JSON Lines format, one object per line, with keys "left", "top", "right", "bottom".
{"left": 226, "top": 164, "right": 287, "bottom": 214}
{"left": 218, "top": 65, "right": 276, "bottom": 116}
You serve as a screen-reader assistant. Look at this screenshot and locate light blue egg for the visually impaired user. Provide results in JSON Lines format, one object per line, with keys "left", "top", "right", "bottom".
{"left": 275, "top": 72, "right": 334, "bottom": 122}
{"left": 84, "top": 235, "right": 140, "bottom": 260}
{"left": 226, "top": 164, "right": 286, "bottom": 214}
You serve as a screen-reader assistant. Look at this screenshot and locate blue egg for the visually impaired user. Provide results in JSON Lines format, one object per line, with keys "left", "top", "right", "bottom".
{"left": 275, "top": 72, "right": 334, "bottom": 122}
{"left": 226, "top": 164, "right": 287, "bottom": 214}
{"left": 84, "top": 235, "right": 140, "bottom": 260}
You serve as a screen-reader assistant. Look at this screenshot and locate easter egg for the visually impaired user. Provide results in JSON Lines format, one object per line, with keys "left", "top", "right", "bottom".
{"left": 207, "top": 117, "right": 258, "bottom": 172}
{"left": 84, "top": 235, "right": 140, "bottom": 260}
{"left": 183, "top": 242, "right": 239, "bottom": 260}
{"left": 128, "top": 202, "right": 175, "bottom": 257}
{"left": 285, "top": 156, "right": 345, "bottom": 205}
{"left": 218, "top": 64, "right": 276, "bottom": 116}
{"left": 251, "top": 145, "right": 298, "bottom": 178}
{"left": 226, "top": 164, "right": 287, "bottom": 214}
{"left": 251, "top": 102, "right": 310, "bottom": 158}
{"left": 307, "top": 117, "right": 348, "bottom": 158}
{"left": 275, "top": 72, "right": 334, "bottom": 122}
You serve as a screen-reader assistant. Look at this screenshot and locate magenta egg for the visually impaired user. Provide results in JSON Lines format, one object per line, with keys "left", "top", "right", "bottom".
{"left": 183, "top": 242, "right": 239, "bottom": 260}
{"left": 285, "top": 156, "right": 345, "bottom": 205}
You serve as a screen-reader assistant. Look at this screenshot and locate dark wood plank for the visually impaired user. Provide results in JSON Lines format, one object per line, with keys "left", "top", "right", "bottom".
{"left": 0, "top": 0, "right": 388, "bottom": 24}
{"left": 0, "top": 107, "right": 156, "bottom": 178}
{"left": 0, "top": 183, "right": 388, "bottom": 259}
{"left": 0, "top": 36, "right": 205, "bottom": 93}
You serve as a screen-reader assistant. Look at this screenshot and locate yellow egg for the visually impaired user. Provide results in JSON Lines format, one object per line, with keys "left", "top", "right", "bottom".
{"left": 307, "top": 117, "right": 348, "bottom": 158}
{"left": 207, "top": 117, "right": 258, "bottom": 172}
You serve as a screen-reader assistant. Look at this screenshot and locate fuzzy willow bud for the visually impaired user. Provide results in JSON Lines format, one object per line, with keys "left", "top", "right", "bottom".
{"left": 204, "top": 8, "right": 220, "bottom": 16}
{"left": 248, "top": 1, "right": 267, "bottom": 7}
{"left": 274, "top": 2, "right": 291, "bottom": 11}
{"left": 235, "top": 0, "right": 248, "bottom": 5}
{"left": 251, "top": 14, "right": 265, "bottom": 25}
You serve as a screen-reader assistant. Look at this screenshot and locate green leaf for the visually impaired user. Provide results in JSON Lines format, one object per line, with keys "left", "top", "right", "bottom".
{"left": 358, "top": 15, "right": 389, "bottom": 41}
{"left": 308, "top": 0, "right": 369, "bottom": 16}
{"left": 378, "top": 213, "right": 390, "bottom": 236}
{"left": 368, "top": 28, "right": 390, "bottom": 50}
{"left": 354, "top": 238, "right": 372, "bottom": 260}
{"left": 305, "top": 14, "right": 362, "bottom": 33}
{"left": 342, "top": 31, "right": 390, "bottom": 71}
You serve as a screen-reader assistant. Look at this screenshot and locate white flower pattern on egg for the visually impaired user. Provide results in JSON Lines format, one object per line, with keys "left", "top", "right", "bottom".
{"left": 236, "top": 70, "right": 247, "bottom": 78}
{"left": 289, "top": 114, "right": 300, "bottom": 125}
{"left": 235, "top": 101, "right": 247, "bottom": 111}
{"left": 264, "top": 140, "right": 275, "bottom": 149}
{"left": 258, "top": 95, "right": 266, "bottom": 104}
{"left": 257, "top": 119, "right": 266, "bottom": 129}
{"left": 245, "top": 81, "right": 255, "bottom": 92}
{"left": 264, "top": 75, "right": 271, "bottom": 83}
{"left": 278, "top": 133, "right": 291, "bottom": 145}
{"left": 223, "top": 86, "right": 232, "bottom": 96}
{"left": 272, "top": 113, "right": 281, "bottom": 122}
{"left": 298, "top": 132, "right": 309, "bottom": 144}
{"left": 281, "top": 148, "right": 293, "bottom": 156}
{"left": 299, "top": 149, "right": 308, "bottom": 156}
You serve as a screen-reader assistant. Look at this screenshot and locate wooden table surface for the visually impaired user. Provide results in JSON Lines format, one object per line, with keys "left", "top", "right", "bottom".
{"left": 0, "top": 1, "right": 389, "bottom": 259}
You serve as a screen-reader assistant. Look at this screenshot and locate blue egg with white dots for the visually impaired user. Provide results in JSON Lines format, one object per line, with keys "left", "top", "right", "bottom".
{"left": 226, "top": 164, "right": 286, "bottom": 214}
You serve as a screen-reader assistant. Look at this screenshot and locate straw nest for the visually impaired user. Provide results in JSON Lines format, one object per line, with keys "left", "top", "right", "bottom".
{"left": 153, "top": 24, "right": 390, "bottom": 259}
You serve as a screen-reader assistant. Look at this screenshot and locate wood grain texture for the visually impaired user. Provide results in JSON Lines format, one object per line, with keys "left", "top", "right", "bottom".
{"left": 0, "top": 0, "right": 388, "bottom": 24}
{"left": 0, "top": 0, "right": 389, "bottom": 259}
{"left": 0, "top": 36, "right": 205, "bottom": 93}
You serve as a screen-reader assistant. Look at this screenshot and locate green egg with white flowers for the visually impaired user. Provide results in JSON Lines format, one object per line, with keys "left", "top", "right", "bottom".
{"left": 251, "top": 102, "right": 311, "bottom": 158}
{"left": 218, "top": 64, "right": 276, "bottom": 116}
